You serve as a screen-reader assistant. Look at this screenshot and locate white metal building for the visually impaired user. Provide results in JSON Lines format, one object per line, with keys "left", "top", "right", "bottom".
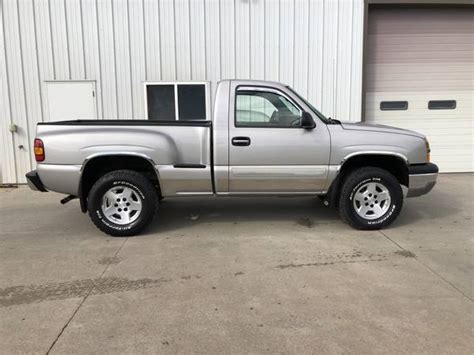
{"left": 1, "top": 0, "right": 472, "bottom": 184}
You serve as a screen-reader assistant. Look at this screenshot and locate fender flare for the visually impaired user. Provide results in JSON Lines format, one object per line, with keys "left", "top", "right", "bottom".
{"left": 325, "top": 152, "right": 409, "bottom": 208}
{"left": 78, "top": 152, "right": 159, "bottom": 213}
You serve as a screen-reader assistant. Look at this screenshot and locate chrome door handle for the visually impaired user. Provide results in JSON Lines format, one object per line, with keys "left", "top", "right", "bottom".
{"left": 231, "top": 137, "right": 251, "bottom": 146}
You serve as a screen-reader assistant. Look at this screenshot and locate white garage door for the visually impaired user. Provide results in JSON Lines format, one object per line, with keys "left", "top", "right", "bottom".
{"left": 365, "top": 6, "right": 473, "bottom": 172}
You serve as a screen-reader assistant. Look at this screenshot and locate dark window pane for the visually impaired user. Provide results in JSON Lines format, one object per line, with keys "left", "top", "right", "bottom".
{"left": 380, "top": 101, "right": 408, "bottom": 111}
{"left": 428, "top": 100, "right": 456, "bottom": 110}
{"left": 178, "top": 85, "right": 206, "bottom": 120}
{"left": 147, "top": 85, "right": 175, "bottom": 120}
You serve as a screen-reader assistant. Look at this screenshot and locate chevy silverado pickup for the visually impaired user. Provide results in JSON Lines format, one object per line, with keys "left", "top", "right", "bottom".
{"left": 26, "top": 80, "right": 438, "bottom": 236}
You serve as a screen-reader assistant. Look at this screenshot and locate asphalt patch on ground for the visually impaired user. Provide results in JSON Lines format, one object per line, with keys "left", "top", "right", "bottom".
{"left": 0, "top": 277, "right": 170, "bottom": 307}
{"left": 394, "top": 250, "right": 416, "bottom": 258}
{"left": 97, "top": 256, "right": 122, "bottom": 265}
{"left": 276, "top": 250, "right": 415, "bottom": 269}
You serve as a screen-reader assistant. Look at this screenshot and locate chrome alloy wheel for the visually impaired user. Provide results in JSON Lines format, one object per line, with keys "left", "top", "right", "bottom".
{"left": 353, "top": 182, "right": 391, "bottom": 220}
{"left": 101, "top": 186, "right": 143, "bottom": 225}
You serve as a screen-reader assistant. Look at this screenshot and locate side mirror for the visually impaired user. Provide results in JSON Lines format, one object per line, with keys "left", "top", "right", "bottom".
{"left": 301, "top": 111, "right": 316, "bottom": 129}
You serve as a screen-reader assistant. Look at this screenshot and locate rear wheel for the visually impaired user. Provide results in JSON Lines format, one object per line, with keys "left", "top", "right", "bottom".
{"left": 88, "top": 170, "right": 157, "bottom": 236}
{"left": 338, "top": 167, "right": 403, "bottom": 230}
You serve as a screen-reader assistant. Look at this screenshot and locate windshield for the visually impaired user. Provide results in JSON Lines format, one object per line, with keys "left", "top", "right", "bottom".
{"left": 286, "top": 86, "right": 330, "bottom": 124}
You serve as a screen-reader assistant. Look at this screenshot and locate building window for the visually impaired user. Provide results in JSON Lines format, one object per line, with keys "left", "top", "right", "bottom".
{"left": 428, "top": 100, "right": 456, "bottom": 110}
{"left": 380, "top": 101, "right": 408, "bottom": 111}
{"left": 145, "top": 82, "right": 209, "bottom": 120}
{"left": 235, "top": 88, "right": 302, "bottom": 128}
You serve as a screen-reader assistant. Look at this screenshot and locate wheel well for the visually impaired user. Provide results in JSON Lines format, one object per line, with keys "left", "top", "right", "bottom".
{"left": 79, "top": 155, "right": 161, "bottom": 212}
{"left": 326, "top": 154, "right": 408, "bottom": 207}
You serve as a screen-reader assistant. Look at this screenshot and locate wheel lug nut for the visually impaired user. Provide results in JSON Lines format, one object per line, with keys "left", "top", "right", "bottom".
{"left": 114, "top": 204, "right": 118, "bottom": 207}
{"left": 118, "top": 208, "right": 122, "bottom": 212}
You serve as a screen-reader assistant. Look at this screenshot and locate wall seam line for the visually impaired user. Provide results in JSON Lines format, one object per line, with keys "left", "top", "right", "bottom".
{"left": 1, "top": 2, "right": 18, "bottom": 183}
{"left": 349, "top": 0, "right": 354, "bottom": 120}
{"left": 158, "top": 0, "right": 162, "bottom": 80}
{"left": 142, "top": 0, "right": 147, "bottom": 81}
{"left": 203, "top": 0, "right": 207, "bottom": 79}
{"left": 63, "top": 0, "right": 71, "bottom": 79}
{"left": 218, "top": 0, "right": 222, "bottom": 80}
{"left": 172, "top": 0, "right": 177, "bottom": 80}
{"left": 47, "top": 0, "right": 56, "bottom": 79}
{"left": 188, "top": 0, "right": 192, "bottom": 80}
{"left": 306, "top": 0, "right": 311, "bottom": 100}
{"left": 79, "top": 0, "right": 87, "bottom": 79}
{"left": 320, "top": 0, "right": 325, "bottom": 107}
{"left": 127, "top": 0, "right": 134, "bottom": 118}
{"left": 95, "top": 0, "right": 104, "bottom": 118}
{"left": 111, "top": 0, "right": 119, "bottom": 117}
{"left": 16, "top": 0, "right": 33, "bottom": 171}
{"left": 32, "top": 0, "right": 45, "bottom": 124}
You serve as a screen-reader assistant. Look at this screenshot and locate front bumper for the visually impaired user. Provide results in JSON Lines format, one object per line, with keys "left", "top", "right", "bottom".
{"left": 407, "top": 163, "right": 438, "bottom": 198}
{"left": 25, "top": 170, "right": 48, "bottom": 192}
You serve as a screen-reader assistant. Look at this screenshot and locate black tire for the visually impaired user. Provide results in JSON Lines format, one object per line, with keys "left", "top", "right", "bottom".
{"left": 87, "top": 170, "right": 157, "bottom": 237}
{"left": 338, "top": 167, "right": 403, "bottom": 230}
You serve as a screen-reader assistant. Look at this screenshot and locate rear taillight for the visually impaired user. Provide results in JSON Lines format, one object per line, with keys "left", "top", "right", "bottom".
{"left": 424, "top": 138, "right": 431, "bottom": 163}
{"left": 34, "top": 138, "right": 45, "bottom": 162}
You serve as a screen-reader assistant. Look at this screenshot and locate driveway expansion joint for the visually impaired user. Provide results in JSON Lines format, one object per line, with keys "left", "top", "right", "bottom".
{"left": 378, "top": 230, "right": 473, "bottom": 302}
{"left": 45, "top": 237, "right": 129, "bottom": 354}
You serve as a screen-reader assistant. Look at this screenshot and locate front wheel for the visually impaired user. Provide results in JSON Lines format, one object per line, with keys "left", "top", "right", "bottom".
{"left": 87, "top": 170, "right": 158, "bottom": 236}
{"left": 338, "top": 167, "right": 403, "bottom": 230}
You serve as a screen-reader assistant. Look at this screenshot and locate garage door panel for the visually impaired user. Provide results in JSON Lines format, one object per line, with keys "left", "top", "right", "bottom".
{"left": 365, "top": 6, "right": 473, "bottom": 172}
{"left": 369, "top": 37, "right": 473, "bottom": 48}
{"left": 367, "top": 43, "right": 473, "bottom": 54}
{"left": 366, "top": 72, "right": 471, "bottom": 82}
{"left": 367, "top": 63, "right": 473, "bottom": 75}
{"left": 367, "top": 80, "right": 473, "bottom": 92}
{"left": 369, "top": 8, "right": 473, "bottom": 34}
{"left": 369, "top": 50, "right": 473, "bottom": 63}
{"left": 365, "top": 109, "right": 474, "bottom": 118}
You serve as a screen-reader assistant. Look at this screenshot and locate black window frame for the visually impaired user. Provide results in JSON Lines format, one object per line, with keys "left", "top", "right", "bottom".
{"left": 145, "top": 82, "right": 210, "bottom": 121}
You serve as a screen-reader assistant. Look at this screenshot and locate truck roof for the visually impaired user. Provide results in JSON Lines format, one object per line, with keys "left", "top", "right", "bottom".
{"left": 218, "top": 79, "right": 288, "bottom": 90}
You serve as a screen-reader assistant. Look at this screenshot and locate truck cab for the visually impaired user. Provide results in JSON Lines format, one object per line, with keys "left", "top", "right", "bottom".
{"left": 212, "top": 80, "right": 331, "bottom": 195}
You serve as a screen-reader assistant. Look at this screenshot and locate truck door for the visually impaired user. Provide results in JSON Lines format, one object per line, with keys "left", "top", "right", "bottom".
{"left": 228, "top": 85, "right": 331, "bottom": 193}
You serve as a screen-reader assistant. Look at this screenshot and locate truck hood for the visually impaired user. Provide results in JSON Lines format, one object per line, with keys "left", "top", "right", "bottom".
{"left": 340, "top": 121, "right": 425, "bottom": 139}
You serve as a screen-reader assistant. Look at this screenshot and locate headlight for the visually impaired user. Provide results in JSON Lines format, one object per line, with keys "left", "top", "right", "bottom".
{"left": 424, "top": 138, "right": 431, "bottom": 162}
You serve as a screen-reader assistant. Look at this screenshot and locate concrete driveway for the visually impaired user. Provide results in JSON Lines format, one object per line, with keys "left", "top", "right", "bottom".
{"left": 0, "top": 174, "right": 472, "bottom": 354}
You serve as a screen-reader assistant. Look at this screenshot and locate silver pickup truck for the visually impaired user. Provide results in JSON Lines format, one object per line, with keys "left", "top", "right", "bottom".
{"left": 26, "top": 80, "right": 438, "bottom": 236}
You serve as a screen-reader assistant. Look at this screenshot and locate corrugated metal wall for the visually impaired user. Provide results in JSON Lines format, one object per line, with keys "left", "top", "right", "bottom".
{"left": 0, "top": 0, "right": 364, "bottom": 184}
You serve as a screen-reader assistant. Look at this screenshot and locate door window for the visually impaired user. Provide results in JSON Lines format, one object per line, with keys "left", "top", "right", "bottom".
{"left": 235, "top": 90, "right": 302, "bottom": 128}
